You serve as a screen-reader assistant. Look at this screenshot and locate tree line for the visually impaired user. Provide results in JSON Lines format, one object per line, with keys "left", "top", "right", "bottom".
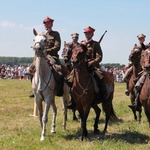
{"left": 0, "top": 56, "right": 125, "bottom": 68}
{"left": 0, "top": 57, "right": 33, "bottom": 67}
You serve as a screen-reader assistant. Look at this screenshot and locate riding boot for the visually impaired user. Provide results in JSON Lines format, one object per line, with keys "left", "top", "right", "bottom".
{"left": 128, "top": 93, "right": 141, "bottom": 111}
{"left": 56, "top": 76, "right": 64, "bottom": 96}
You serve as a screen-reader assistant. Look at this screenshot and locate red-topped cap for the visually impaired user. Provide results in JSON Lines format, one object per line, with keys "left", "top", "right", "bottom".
{"left": 84, "top": 26, "right": 95, "bottom": 33}
{"left": 43, "top": 17, "right": 54, "bottom": 24}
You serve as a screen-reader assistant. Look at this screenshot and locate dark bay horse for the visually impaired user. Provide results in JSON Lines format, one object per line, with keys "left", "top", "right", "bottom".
{"left": 62, "top": 42, "right": 79, "bottom": 121}
{"left": 128, "top": 46, "right": 143, "bottom": 122}
{"left": 70, "top": 44, "right": 117, "bottom": 140}
{"left": 139, "top": 48, "right": 150, "bottom": 127}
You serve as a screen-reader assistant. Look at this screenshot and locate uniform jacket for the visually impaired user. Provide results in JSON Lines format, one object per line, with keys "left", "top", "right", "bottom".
{"left": 43, "top": 30, "right": 61, "bottom": 58}
{"left": 85, "top": 40, "right": 103, "bottom": 68}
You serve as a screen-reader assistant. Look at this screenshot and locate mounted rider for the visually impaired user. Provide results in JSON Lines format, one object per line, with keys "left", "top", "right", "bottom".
{"left": 129, "top": 35, "right": 149, "bottom": 110}
{"left": 67, "top": 33, "right": 80, "bottom": 50}
{"left": 123, "top": 33, "right": 147, "bottom": 97}
{"left": 62, "top": 33, "right": 80, "bottom": 71}
{"left": 82, "top": 26, "right": 109, "bottom": 106}
{"left": 29, "top": 17, "right": 66, "bottom": 96}
{"left": 66, "top": 26, "right": 109, "bottom": 109}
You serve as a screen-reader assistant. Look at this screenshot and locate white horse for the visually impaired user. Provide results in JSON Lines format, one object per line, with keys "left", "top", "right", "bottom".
{"left": 32, "top": 29, "right": 69, "bottom": 141}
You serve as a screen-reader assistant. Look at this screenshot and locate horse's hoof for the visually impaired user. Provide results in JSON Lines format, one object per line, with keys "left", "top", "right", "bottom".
{"left": 51, "top": 130, "right": 56, "bottom": 134}
{"left": 94, "top": 129, "right": 100, "bottom": 134}
{"left": 103, "top": 130, "right": 107, "bottom": 134}
{"left": 40, "top": 136, "right": 45, "bottom": 141}
{"left": 73, "top": 117, "right": 78, "bottom": 121}
{"left": 79, "top": 136, "right": 84, "bottom": 141}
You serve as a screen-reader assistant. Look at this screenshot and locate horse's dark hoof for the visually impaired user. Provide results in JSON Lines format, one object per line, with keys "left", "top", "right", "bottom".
{"left": 29, "top": 93, "right": 34, "bottom": 98}
{"left": 125, "top": 90, "right": 129, "bottom": 96}
{"left": 73, "top": 117, "right": 78, "bottom": 121}
{"left": 94, "top": 129, "right": 100, "bottom": 134}
{"left": 103, "top": 130, "right": 107, "bottom": 134}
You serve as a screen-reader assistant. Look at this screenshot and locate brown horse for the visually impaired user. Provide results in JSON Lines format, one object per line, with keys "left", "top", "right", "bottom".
{"left": 139, "top": 48, "right": 150, "bottom": 127}
{"left": 62, "top": 42, "right": 79, "bottom": 121}
{"left": 70, "top": 44, "right": 117, "bottom": 140}
{"left": 128, "top": 46, "right": 143, "bottom": 122}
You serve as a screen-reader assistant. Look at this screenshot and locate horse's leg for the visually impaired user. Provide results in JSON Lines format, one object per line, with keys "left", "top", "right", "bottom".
{"left": 50, "top": 99, "right": 57, "bottom": 133}
{"left": 76, "top": 107, "right": 84, "bottom": 141}
{"left": 144, "top": 107, "right": 150, "bottom": 127}
{"left": 130, "top": 93, "right": 138, "bottom": 120}
{"left": 72, "top": 109, "right": 78, "bottom": 121}
{"left": 137, "top": 107, "right": 142, "bottom": 123}
{"left": 60, "top": 96, "right": 67, "bottom": 130}
{"left": 34, "top": 95, "right": 43, "bottom": 128}
{"left": 40, "top": 99, "right": 51, "bottom": 141}
{"left": 92, "top": 104, "right": 101, "bottom": 133}
{"left": 102, "top": 102, "right": 112, "bottom": 133}
{"left": 82, "top": 106, "right": 91, "bottom": 140}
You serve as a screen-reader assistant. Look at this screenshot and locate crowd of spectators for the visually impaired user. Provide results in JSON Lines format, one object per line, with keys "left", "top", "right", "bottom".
{"left": 0, "top": 64, "right": 30, "bottom": 80}
{"left": 0, "top": 64, "right": 125, "bottom": 83}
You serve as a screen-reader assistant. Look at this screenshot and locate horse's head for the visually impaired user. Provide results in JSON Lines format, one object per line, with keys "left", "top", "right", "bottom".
{"left": 71, "top": 44, "right": 87, "bottom": 68}
{"left": 141, "top": 48, "right": 150, "bottom": 72}
{"left": 129, "top": 46, "right": 142, "bottom": 65}
{"left": 32, "top": 29, "right": 47, "bottom": 57}
{"left": 62, "top": 42, "right": 72, "bottom": 63}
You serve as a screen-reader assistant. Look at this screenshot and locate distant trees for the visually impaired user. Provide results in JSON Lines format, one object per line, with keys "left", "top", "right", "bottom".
{"left": 101, "top": 63, "right": 125, "bottom": 69}
{"left": 0, "top": 56, "right": 125, "bottom": 68}
{"left": 0, "top": 57, "right": 33, "bottom": 67}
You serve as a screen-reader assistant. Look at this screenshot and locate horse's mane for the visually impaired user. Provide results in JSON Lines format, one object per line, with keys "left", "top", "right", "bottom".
{"left": 140, "top": 48, "right": 150, "bottom": 69}
{"left": 80, "top": 44, "right": 88, "bottom": 53}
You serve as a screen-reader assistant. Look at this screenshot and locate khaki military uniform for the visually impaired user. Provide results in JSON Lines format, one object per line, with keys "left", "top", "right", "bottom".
{"left": 41, "top": 29, "right": 61, "bottom": 59}
{"left": 85, "top": 40, "right": 102, "bottom": 67}
{"left": 124, "top": 43, "right": 147, "bottom": 98}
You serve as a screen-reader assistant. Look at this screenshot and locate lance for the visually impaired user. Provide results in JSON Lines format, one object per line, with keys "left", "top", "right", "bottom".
{"left": 99, "top": 30, "right": 107, "bottom": 44}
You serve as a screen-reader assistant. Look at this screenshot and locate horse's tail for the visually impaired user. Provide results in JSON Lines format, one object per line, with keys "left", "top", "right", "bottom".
{"left": 110, "top": 103, "right": 119, "bottom": 121}
{"left": 102, "top": 90, "right": 119, "bottom": 122}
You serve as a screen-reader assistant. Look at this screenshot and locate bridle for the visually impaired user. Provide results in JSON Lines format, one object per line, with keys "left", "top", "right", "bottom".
{"left": 32, "top": 36, "right": 55, "bottom": 93}
{"left": 71, "top": 47, "right": 94, "bottom": 99}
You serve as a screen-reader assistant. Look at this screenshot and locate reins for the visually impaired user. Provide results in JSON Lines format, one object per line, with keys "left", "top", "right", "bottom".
{"left": 33, "top": 46, "right": 55, "bottom": 93}
{"left": 72, "top": 61, "right": 94, "bottom": 99}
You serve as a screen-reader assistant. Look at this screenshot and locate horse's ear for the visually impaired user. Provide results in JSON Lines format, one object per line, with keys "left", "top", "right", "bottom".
{"left": 33, "top": 28, "right": 38, "bottom": 36}
{"left": 64, "top": 41, "right": 66, "bottom": 46}
{"left": 80, "top": 43, "right": 88, "bottom": 52}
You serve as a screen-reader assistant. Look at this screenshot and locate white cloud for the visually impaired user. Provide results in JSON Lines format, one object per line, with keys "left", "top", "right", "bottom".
{"left": 0, "top": 21, "right": 16, "bottom": 28}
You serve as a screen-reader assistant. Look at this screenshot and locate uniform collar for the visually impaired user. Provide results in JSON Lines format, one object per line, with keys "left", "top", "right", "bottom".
{"left": 86, "top": 38, "right": 93, "bottom": 43}
{"left": 46, "top": 29, "right": 52, "bottom": 33}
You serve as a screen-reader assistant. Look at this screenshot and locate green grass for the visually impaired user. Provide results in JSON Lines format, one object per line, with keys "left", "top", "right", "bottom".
{"left": 0, "top": 80, "right": 150, "bottom": 150}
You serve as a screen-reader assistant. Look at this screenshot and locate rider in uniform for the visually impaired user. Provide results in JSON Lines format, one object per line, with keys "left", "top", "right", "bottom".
{"left": 123, "top": 33, "right": 147, "bottom": 97}
{"left": 62, "top": 33, "right": 80, "bottom": 71}
{"left": 30, "top": 17, "right": 64, "bottom": 96}
{"left": 67, "top": 26, "right": 109, "bottom": 109}
{"left": 62, "top": 33, "right": 80, "bottom": 108}
{"left": 67, "top": 33, "right": 80, "bottom": 50}
{"left": 127, "top": 34, "right": 148, "bottom": 110}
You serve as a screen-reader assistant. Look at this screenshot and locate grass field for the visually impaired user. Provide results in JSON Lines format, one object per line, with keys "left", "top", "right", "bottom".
{"left": 0, "top": 79, "right": 150, "bottom": 150}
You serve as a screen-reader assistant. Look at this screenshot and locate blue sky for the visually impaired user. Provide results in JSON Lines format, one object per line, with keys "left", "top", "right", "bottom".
{"left": 0, "top": 0, "right": 150, "bottom": 65}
